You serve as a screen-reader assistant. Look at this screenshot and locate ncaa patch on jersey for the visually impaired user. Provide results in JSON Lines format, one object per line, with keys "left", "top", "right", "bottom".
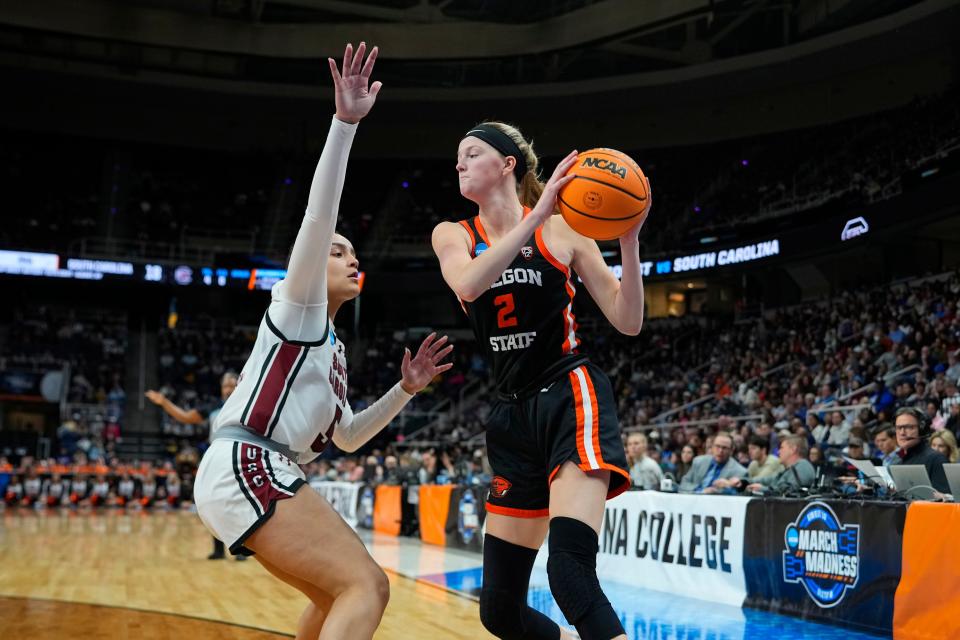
{"left": 475, "top": 242, "right": 488, "bottom": 257}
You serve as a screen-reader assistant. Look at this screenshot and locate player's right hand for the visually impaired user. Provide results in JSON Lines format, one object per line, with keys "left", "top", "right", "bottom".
{"left": 144, "top": 390, "right": 165, "bottom": 406}
{"left": 329, "top": 42, "right": 382, "bottom": 124}
{"left": 529, "top": 150, "right": 578, "bottom": 224}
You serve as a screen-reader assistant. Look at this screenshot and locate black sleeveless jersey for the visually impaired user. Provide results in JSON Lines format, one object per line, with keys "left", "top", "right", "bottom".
{"left": 459, "top": 211, "right": 586, "bottom": 399}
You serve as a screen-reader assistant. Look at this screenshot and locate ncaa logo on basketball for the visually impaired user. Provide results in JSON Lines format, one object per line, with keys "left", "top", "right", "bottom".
{"left": 782, "top": 502, "right": 860, "bottom": 608}
{"left": 581, "top": 156, "right": 627, "bottom": 180}
{"left": 490, "top": 476, "right": 512, "bottom": 498}
{"left": 520, "top": 246, "right": 533, "bottom": 260}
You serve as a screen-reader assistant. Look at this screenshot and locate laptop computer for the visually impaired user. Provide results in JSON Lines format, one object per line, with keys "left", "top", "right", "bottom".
{"left": 888, "top": 465, "right": 937, "bottom": 500}
{"left": 941, "top": 463, "right": 960, "bottom": 497}
{"left": 842, "top": 456, "right": 891, "bottom": 488}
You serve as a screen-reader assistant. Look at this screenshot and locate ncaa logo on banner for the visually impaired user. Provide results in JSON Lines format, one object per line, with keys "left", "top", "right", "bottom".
{"left": 782, "top": 502, "right": 860, "bottom": 608}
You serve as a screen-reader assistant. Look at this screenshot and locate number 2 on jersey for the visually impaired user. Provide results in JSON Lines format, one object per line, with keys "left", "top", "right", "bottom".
{"left": 494, "top": 293, "right": 518, "bottom": 328}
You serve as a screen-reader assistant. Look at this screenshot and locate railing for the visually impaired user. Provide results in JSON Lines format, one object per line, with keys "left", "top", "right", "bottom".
{"left": 624, "top": 413, "right": 766, "bottom": 435}
{"left": 69, "top": 236, "right": 214, "bottom": 264}
{"left": 68, "top": 228, "right": 257, "bottom": 264}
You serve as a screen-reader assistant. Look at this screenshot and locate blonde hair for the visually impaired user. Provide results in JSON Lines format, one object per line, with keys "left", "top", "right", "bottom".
{"left": 931, "top": 431, "right": 959, "bottom": 463}
{"left": 479, "top": 121, "right": 544, "bottom": 209}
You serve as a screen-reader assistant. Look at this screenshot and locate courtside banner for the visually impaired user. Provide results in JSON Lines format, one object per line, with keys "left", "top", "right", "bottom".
{"left": 742, "top": 498, "right": 905, "bottom": 634}
{"left": 536, "top": 491, "right": 750, "bottom": 606}
{"left": 310, "top": 481, "right": 361, "bottom": 528}
{"left": 443, "top": 485, "right": 486, "bottom": 552}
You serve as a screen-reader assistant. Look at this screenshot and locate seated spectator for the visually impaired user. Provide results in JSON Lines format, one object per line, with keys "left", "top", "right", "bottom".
{"left": 930, "top": 431, "right": 958, "bottom": 464}
{"left": 626, "top": 433, "right": 663, "bottom": 490}
{"left": 746, "top": 435, "right": 783, "bottom": 480}
{"left": 895, "top": 407, "right": 949, "bottom": 493}
{"left": 843, "top": 436, "right": 868, "bottom": 460}
{"left": 814, "top": 411, "right": 852, "bottom": 451}
{"left": 671, "top": 444, "right": 696, "bottom": 482}
{"left": 873, "top": 424, "right": 899, "bottom": 467}
{"left": 679, "top": 432, "right": 747, "bottom": 494}
{"left": 741, "top": 435, "right": 817, "bottom": 494}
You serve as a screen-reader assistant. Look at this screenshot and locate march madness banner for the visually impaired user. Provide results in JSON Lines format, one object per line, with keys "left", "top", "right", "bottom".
{"left": 535, "top": 491, "right": 751, "bottom": 607}
{"left": 742, "top": 498, "right": 905, "bottom": 634}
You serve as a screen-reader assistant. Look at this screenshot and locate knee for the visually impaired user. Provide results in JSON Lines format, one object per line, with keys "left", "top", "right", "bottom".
{"left": 365, "top": 566, "right": 390, "bottom": 610}
{"left": 479, "top": 588, "right": 521, "bottom": 639}
{"left": 547, "top": 517, "right": 623, "bottom": 639}
{"left": 546, "top": 517, "right": 600, "bottom": 614}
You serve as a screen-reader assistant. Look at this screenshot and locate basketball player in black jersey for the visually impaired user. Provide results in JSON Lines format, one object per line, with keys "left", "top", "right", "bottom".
{"left": 433, "top": 124, "right": 650, "bottom": 640}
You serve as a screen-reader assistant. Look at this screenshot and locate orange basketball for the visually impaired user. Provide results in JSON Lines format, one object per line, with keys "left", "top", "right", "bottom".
{"left": 557, "top": 148, "right": 650, "bottom": 241}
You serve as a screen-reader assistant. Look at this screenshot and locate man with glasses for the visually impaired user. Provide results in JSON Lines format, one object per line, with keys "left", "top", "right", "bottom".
{"left": 894, "top": 407, "right": 949, "bottom": 493}
{"left": 679, "top": 433, "right": 746, "bottom": 494}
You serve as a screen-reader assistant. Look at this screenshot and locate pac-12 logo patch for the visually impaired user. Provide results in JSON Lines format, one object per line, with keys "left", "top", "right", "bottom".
{"left": 520, "top": 246, "right": 533, "bottom": 260}
{"left": 490, "top": 476, "right": 512, "bottom": 498}
{"left": 782, "top": 502, "right": 860, "bottom": 608}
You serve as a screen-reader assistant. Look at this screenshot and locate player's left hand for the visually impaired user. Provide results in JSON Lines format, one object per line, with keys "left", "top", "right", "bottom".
{"left": 329, "top": 41, "right": 382, "bottom": 124}
{"left": 400, "top": 333, "right": 454, "bottom": 394}
{"left": 620, "top": 175, "right": 652, "bottom": 242}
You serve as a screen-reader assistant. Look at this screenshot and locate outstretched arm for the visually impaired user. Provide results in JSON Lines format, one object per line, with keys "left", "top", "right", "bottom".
{"left": 144, "top": 390, "right": 203, "bottom": 425}
{"left": 270, "top": 43, "right": 382, "bottom": 340}
{"left": 333, "top": 334, "right": 453, "bottom": 452}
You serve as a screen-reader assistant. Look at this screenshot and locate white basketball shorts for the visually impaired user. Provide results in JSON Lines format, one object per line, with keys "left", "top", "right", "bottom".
{"left": 194, "top": 439, "right": 306, "bottom": 556}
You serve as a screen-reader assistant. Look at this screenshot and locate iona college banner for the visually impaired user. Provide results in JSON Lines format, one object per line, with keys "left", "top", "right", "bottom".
{"left": 536, "top": 491, "right": 750, "bottom": 607}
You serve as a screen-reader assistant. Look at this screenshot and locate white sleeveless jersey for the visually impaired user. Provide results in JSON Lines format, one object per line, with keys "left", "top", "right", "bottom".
{"left": 212, "top": 310, "right": 351, "bottom": 463}
{"left": 24, "top": 478, "right": 42, "bottom": 497}
{"left": 117, "top": 479, "right": 135, "bottom": 498}
{"left": 46, "top": 480, "right": 65, "bottom": 499}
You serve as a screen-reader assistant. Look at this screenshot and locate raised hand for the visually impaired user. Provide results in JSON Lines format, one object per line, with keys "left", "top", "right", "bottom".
{"left": 144, "top": 390, "right": 166, "bottom": 406}
{"left": 620, "top": 175, "right": 652, "bottom": 242}
{"left": 400, "top": 333, "right": 454, "bottom": 394}
{"left": 529, "top": 150, "right": 579, "bottom": 224}
{"left": 328, "top": 41, "right": 382, "bottom": 124}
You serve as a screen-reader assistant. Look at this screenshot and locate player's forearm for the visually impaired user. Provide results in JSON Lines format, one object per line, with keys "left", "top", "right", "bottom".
{"left": 281, "top": 117, "right": 357, "bottom": 304}
{"left": 159, "top": 399, "right": 200, "bottom": 425}
{"left": 454, "top": 214, "right": 541, "bottom": 301}
{"left": 332, "top": 383, "right": 414, "bottom": 452}
{"left": 610, "top": 239, "right": 644, "bottom": 335}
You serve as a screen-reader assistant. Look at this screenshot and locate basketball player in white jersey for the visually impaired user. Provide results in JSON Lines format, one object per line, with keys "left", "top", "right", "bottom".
{"left": 69, "top": 470, "right": 88, "bottom": 507}
{"left": 193, "top": 43, "right": 453, "bottom": 640}
{"left": 116, "top": 472, "right": 136, "bottom": 508}
{"left": 22, "top": 469, "right": 42, "bottom": 508}
{"left": 139, "top": 471, "right": 158, "bottom": 510}
{"left": 44, "top": 473, "right": 67, "bottom": 508}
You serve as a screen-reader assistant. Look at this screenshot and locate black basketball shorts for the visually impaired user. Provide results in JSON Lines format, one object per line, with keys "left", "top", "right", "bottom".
{"left": 484, "top": 361, "right": 630, "bottom": 518}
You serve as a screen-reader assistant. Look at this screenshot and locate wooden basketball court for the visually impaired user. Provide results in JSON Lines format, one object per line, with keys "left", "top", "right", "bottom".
{"left": 0, "top": 509, "right": 491, "bottom": 639}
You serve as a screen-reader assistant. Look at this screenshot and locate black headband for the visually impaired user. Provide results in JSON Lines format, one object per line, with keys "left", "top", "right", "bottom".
{"left": 462, "top": 124, "right": 528, "bottom": 180}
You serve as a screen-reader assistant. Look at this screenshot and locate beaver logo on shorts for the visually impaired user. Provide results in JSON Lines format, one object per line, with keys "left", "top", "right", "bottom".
{"left": 490, "top": 476, "right": 512, "bottom": 498}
